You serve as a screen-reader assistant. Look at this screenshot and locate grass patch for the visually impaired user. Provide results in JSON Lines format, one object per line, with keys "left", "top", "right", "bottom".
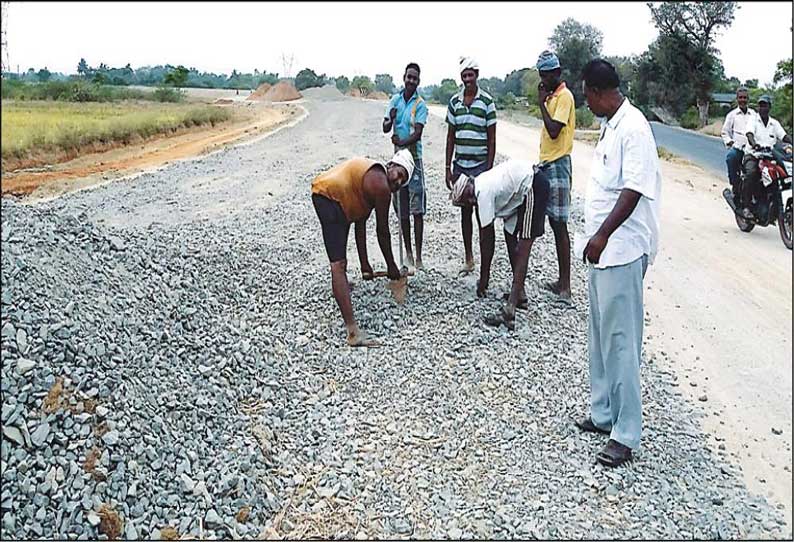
{"left": 1, "top": 100, "right": 232, "bottom": 165}
{"left": 657, "top": 146, "right": 678, "bottom": 160}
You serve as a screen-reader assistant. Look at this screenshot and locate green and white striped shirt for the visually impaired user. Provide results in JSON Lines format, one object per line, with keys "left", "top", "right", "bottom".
{"left": 446, "top": 86, "right": 497, "bottom": 169}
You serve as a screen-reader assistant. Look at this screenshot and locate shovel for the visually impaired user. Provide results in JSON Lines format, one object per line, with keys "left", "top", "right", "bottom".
{"left": 387, "top": 195, "right": 409, "bottom": 304}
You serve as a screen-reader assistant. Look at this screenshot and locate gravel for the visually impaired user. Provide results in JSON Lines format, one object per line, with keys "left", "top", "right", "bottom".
{"left": 1, "top": 91, "right": 789, "bottom": 540}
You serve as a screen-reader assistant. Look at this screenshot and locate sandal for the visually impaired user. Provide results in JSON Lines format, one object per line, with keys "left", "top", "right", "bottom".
{"left": 501, "top": 293, "right": 529, "bottom": 310}
{"left": 596, "top": 439, "right": 633, "bottom": 468}
{"left": 574, "top": 417, "right": 611, "bottom": 435}
{"left": 483, "top": 307, "right": 515, "bottom": 331}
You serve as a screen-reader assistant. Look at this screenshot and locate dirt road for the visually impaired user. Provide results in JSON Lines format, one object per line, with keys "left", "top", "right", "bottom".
{"left": 1, "top": 88, "right": 788, "bottom": 539}
{"left": 430, "top": 105, "right": 793, "bottom": 526}
{"left": 2, "top": 103, "right": 302, "bottom": 199}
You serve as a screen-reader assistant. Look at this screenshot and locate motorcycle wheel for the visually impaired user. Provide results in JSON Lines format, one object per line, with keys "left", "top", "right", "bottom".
{"left": 734, "top": 213, "right": 755, "bottom": 232}
{"left": 779, "top": 199, "right": 793, "bottom": 250}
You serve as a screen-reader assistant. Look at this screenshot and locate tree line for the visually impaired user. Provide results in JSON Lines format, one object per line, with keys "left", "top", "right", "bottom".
{"left": 3, "top": 3, "right": 790, "bottom": 131}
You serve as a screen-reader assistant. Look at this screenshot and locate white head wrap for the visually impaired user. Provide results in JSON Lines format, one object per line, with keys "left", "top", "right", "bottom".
{"left": 450, "top": 174, "right": 472, "bottom": 206}
{"left": 459, "top": 56, "right": 479, "bottom": 73}
{"left": 389, "top": 149, "right": 415, "bottom": 186}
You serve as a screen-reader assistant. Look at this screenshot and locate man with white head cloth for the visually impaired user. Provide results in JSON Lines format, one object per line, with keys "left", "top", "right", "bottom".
{"left": 445, "top": 56, "right": 497, "bottom": 275}
{"left": 311, "top": 150, "right": 413, "bottom": 346}
{"left": 450, "top": 159, "right": 551, "bottom": 329}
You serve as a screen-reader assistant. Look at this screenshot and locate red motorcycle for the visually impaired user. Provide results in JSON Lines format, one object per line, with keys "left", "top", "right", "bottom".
{"left": 723, "top": 145, "right": 793, "bottom": 250}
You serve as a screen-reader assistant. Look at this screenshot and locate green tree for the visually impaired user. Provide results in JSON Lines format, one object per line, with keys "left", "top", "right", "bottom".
{"left": 648, "top": 1, "right": 738, "bottom": 127}
{"left": 77, "top": 58, "right": 89, "bottom": 79}
{"left": 351, "top": 75, "right": 374, "bottom": 96}
{"left": 37, "top": 67, "right": 52, "bottom": 82}
{"left": 431, "top": 78, "right": 459, "bottom": 104}
{"left": 548, "top": 18, "right": 603, "bottom": 106}
{"left": 163, "top": 65, "right": 189, "bottom": 87}
{"left": 335, "top": 75, "right": 350, "bottom": 93}
{"left": 633, "top": 34, "right": 698, "bottom": 118}
{"left": 773, "top": 58, "right": 793, "bottom": 133}
{"left": 295, "top": 68, "right": 323, "bottom": 90}
{"left": 374, "top": 73, "right": 395, "bottom": 94}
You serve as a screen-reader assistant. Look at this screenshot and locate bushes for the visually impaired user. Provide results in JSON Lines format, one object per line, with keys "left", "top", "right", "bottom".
{"left": 0, "top": 80, "right": 180, "bottom": 103}
{"left": 152, "top": 86, "right": 185, "bottom": 103}
{"left": 575, "top": 106, "right": 595, "bottom": 129}
{"left": 679, "top": 106, "right": 700, "bottom": 129}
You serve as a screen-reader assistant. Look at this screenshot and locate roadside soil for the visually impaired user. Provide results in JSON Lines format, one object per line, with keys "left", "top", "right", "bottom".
{"left": 430, "top": 105, "right": 793, "bottom": 528}
{"left": 1, "top": 103, "right": 303, "bottom": 200}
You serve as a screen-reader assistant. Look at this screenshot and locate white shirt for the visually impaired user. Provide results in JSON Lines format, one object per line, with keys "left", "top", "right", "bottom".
{"left": 747, "top": 115, "right": 787, "bottom": 157}
{"left": 721, "top": 107, "right": 757, "bottom": 150}
{"left": 474, "top": 160, "right": 534, "bottom": 234}
{"left": 576, "top": 98, "right": 662, "bottom": 269}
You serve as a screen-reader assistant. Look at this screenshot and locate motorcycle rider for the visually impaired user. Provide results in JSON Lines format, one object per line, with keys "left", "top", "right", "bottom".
{"left": 721, "top": 87, "right": 756, "bottom": 204}
{"left": 741, "top": 95, "right": 792, "bottom": 219}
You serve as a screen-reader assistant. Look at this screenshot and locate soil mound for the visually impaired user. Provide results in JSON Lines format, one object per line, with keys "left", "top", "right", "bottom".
{"left": 246, "top": 83, "right": 273, "bottom": 101}
{"left": 263, "top": 81, "right": 301, "bottom": 102}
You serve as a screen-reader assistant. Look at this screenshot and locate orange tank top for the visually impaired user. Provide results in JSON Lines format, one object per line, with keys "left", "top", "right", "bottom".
{"left": 311, "top": 158, "right": 384, "bottom": 222}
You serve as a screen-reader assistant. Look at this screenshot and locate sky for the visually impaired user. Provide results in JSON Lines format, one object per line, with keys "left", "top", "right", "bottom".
{"left": 5, "top": 1, "right": 793, "bottom": 87}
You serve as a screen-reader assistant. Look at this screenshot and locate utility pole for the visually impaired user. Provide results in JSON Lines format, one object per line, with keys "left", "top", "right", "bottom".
{"left": 281, "top": 52, "right": 294, "bottom": 79}
{"left": 1, "top": 2, "right": 10, "bottom": 78}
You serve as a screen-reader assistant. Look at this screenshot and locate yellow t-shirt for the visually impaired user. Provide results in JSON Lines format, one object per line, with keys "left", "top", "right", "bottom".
{"left": 539, "top": 83, "right": 575, "bottom": 163}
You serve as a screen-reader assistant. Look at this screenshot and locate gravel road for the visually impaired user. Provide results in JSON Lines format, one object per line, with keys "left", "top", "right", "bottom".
{"left": 1, "top": 86, "right": 789, "bottom": 540}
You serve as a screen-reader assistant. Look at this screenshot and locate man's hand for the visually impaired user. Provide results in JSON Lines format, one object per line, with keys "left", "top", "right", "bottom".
{"left": 538, "top": 82, "right": 551, "bottom": 106}
{"left": 391, "top": 134, "right": 402, "bottom": 146}
{"left": 583, "top": 233, "right": 608, "bottom": 265}
{"left": 389, "top": 108, "right": 397, "bottom": 121}
{"left": 446, "top": 168, "right": 455, "bottom": 190}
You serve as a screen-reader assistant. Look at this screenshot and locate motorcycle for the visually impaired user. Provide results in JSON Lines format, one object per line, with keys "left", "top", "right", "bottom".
{"left": 722, "top": 144, "right": 793, "bottom": 250}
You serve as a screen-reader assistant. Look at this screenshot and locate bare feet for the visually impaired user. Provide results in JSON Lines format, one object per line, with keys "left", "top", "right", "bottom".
{"left": 347, "top": 329, "right": 380, "bottom": 347}
{"left": 543, "top": 280, "right": 571, "bottom": 300}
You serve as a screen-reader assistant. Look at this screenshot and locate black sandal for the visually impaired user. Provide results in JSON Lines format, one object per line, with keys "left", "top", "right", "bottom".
{"left": 574, "top": 417, "right": 610, "bottom": 435}
{"left": 596, "top": 439, "right": 633, "bottom": 468}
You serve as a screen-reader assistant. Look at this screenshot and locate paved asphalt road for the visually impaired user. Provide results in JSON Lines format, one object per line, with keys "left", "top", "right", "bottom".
{"left": 650, "top": 121, "right": 727, "bottom": 179}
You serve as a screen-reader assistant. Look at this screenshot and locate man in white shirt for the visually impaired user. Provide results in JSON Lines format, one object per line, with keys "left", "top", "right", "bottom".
{"left": 721, "top": 87, "right": 756, "bottom": 203}
{"left": 740, "top": 95, "right": 792, "bottom": 219}
{"left": 575, "top": 59, "right": 661, "bottom": 468}
{"left": 450, "top": 160, "right": 550, "bottom": 329}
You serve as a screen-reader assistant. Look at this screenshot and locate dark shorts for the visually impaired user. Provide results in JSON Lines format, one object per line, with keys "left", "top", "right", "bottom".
{"left": 312, "top": 194, "right": 350, "bottom": 263}
{"left": 510, "top": 169, "right": 550, "bottom": 240}
{"left": 392, "top": 158, "right": 426, "bottom": 219}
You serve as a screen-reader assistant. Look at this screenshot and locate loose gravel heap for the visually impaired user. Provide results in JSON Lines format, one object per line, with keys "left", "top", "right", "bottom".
{"left": 1, "top": 94, "right": 790, "bottom": 540}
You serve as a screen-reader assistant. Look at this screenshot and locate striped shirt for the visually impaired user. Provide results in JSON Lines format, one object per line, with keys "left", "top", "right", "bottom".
{"left": 447, "top": 86, "right": 497, "bottom": 169}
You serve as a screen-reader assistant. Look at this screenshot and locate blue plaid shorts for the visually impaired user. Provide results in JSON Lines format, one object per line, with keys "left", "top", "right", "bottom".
{"left": 539, "top": 154, "right": 572, "bottom": 222}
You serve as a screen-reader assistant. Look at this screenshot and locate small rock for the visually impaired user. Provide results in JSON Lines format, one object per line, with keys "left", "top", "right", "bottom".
{"left": 2, "top": 426, "right": 25, "bottom": 447}
{"left": 698, "top": 395, "right": 708, "bottom": 402}
{"left": 772, "top": 428, "right": 783, "bottom": 435}
{"left": 102, "top": 430, "right": 120, "bottom": 446}
{"left": 87, "top": 512, "right": 101, "bottom": 527}
{"left": 15, "top": 359, "right": 36, "bottom": 375}
{"left": 205, "top": 509, "right": 223, "bottom": 528}
{"left": 30, "top": 422, "right": 51, "bottom": 447}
